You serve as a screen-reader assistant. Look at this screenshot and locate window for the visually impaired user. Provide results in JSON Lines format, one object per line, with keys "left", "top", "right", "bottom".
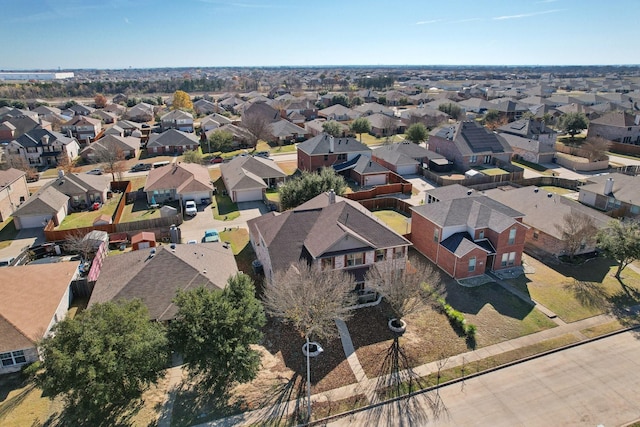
{"left": 337, "top": 154, "right": 347, "bottom": 161}
{"left": 321, "top": 257, "right": 333, "bottom": 270}
{"left": 631, "top": 205, "right": 640, "bottom": 215}
{"left": 375, "top": 249, "right": 385, "bottom": 262}
{"left": 392, "top": 247, "right": 405, "bottom": 259}
{"left": 345, "top": 252, "right": 364, "bottom": 267}
{"left": 508, "top": 228, "right": 517, "bottom": 245}
{"left": 469, "top": 155, "right": 477, "bottom": 164}
{"left": 433, "top": 228, "right": 440, "bottom": 242}
{"left": 501, "top": 253, "right": 509, "bottom": 267}
{"left": 1, "top": 350, "right": 26, "bottom": 367}
{"left": 478, "top": 230, "right": 484, "bottom": 239}
{"left": 468, "top": 257, "right": 476, "bottom": 272}
{"left": 324, "top": 154, "right": 329, "bottom": 161}
{"left": 483, "top": 155, "right": 491, "bottom": 164}
{"left": 508, "top": 252, "right": 516, "bottom": 266}
{"left": 533, "top": 230, "right": 539, "bottom": 240}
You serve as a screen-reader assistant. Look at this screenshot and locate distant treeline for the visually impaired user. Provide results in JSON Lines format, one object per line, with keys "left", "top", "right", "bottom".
{"left": 0, "top": 78, "right": 227, "bottom": 100}
{"left": 354, "top": 76, "right": 395, "bottom": 90}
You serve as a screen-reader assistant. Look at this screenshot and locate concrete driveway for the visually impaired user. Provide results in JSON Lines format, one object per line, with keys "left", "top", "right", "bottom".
{"left": 0, "top": 227, "right": 45, "bottom": 260}
{"left": 178, "top": 200, "right": 268, "bottom": 243}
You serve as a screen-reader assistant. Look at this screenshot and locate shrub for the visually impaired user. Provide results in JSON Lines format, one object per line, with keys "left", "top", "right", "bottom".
{"left": 437, "top": 298, "right": 476, "bottom": 339}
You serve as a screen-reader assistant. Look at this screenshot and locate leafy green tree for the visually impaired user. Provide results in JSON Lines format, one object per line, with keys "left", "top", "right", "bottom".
{"left": 597, "top": 219, "right": 640, "bottom": 279}
{"left": 350, "top": 117, "right": 371, "bottom": 142}
{"left": 33, "top": 300, "right": 168, "bottom": 423}
{"left": 208, "top": 130, "right": 234, "bottom": 153}
{"left": 559, "top": 112, "right": 589, "bottom": 139}
{"left": 182, "top": 149, "right": 203, "bottom": 164}
{"left": 322, "top": 121, "right": 342, "bottom": 138}
{"left": 169, "top": 274, "right": 266, "bottom": 392}
{"left": 405, "top": 123, "right": 428, "bottom": 144}
{"left": 279, "top": 168, "right": 347, "bottom": 210}
{"left": 330, "top": 94, "right": 350, "bottom": 107}
{"left": 438, "top": 103, "right": 463, "bottom": 120}
{"left": 378, "top": 96, "right": 387, "bottom": 106}
{"left": 483, "top": 109, "right": 503, "bottom": 129}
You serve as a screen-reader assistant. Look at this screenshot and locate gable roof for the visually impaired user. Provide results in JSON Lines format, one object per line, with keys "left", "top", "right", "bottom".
{"left": 412, "top": 195, "right": 524, "bottom": 233}
{"left": 269, "top": 119, "right": 307, "bottom": 138}
{"left": 0, "top": 168, "right": 26, "bottom": 189}
{"left": 352, "top": 156, "right": 388, "bottom": 175}
{"left": 247, "top": 192, "right": 411, "bottom": 273}
{"left": 147, "top": 129, "right": 199, "bottom": 147}
{"left": 161, "top": 109, "right": 193, "bottom": 121}
{"left": 483, "top": 186, "right": 611, "bottom": 239}
{"left": 297, "top": 133, "right": 370, "bottom": 156}
{"left": 497, "top": 118, "right": 555, "bottom": 138}
{"left": 590, "top": 111, "right": 640, "bottom": 127}
{"left": 373, "top": 141, "right": 443, "bottom": 163}
{"left": 0, "top": 262, "right": 79, "bottom": 351}
{"left": 580, "top": 173, "right": 640, "bottom": 205}
{"left": 82, "top": 134, "right": 140, "bottom": 155}
{"left": 145, "top": 162, "right": 213, "bottom": 193}
{"left": 221, "top": 155, "right": 286, "bottom": 191}
{"left": 13, "top": 185, "right": 69, "bottom": 216}
{"left": 432, "top": 121, "right": 512, "bottom": 156}
{"left": 88, "top": 244, "right": 237, "bottom": 321}
{"left": 318, "top": 104, "right": 359, "bottom": 119}
{"left": 12, "top": 128, "right": 77, "bottom": 148}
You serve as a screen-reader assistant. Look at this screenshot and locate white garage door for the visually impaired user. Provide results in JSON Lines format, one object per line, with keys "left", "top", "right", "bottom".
{"left": 365, "top": 174, "right": 387, "bottom": 186}
{"left": 137, "top": 242, "right": 150, "bottom": 250}
{"left": 182, "top": 192, "right": 211, "bottom": 203}
{"left": 235, "top": 189, "right": 263, "bottom": 202}
{"left": 16, "top": 214, "right": 52, "bottom": 229}
{"left": 396, "top": 164, "right": 418, "bottom": 176}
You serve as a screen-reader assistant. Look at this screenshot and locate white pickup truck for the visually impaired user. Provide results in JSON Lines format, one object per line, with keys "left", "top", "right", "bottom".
{"left": 184, "top": 200, "right": 197, "bottom": 216}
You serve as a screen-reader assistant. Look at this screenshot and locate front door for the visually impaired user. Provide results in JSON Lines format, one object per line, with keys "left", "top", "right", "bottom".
{"left": 485, "top": 254, "right": 495, "bottom": 272}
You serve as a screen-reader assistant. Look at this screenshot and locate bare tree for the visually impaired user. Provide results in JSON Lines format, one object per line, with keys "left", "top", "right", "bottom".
{"left": 56, "top": 153, "right": 80, "bottom": 175}
{"left": 380, "top": 114, "right": 398, "bottom": 142}
{"left": 6, "top": 155, "right": 39, "bottom": 181}
{"left": 366, "top": 259, "right": 443, "bottom": 323}
{"left": 92, "top": 140, "right": 126, "bottom": 182}
{"left": 63, "top": 231, "right": 99, "bottom": 261}
{"left": 581, "top": 137, "right": 611, "bottom": 162}
{"left": 241, "top": 115, "right": 270, "bottom": 147}
{"left": 554, "top": 211, "right": 598, "bottom": 261}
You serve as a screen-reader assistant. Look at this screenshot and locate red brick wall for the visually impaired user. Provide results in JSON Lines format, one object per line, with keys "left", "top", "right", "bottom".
{"left": 453, "top": 247, "right": 489, "bottom": 279}
{"left": 371, "top": 156, "right": 398, "bottom": 173}
{"left": 410, "top": 213, "right": 440, "bottom": 263}
{"left": 490, "top": 222, "right": 527, "bottom": 270}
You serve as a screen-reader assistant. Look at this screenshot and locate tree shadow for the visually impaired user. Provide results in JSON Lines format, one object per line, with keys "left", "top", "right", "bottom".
{"left": 443, "top": 281, "right": 534, "bottom": 320}
{"left": 545, "top": 256, "right": 617, "bottom": 283}
{"left": 346, "top": 303, "right": 397, "bottom": 349}
{"left": 170, "top": 382, "right": 244, "bottom": 427}
{"left": 43, "top": 398, "right": 144, "bottom": 427}
{"left": 563, "top": 279, "right": 610, "bottom": 310}
{"left": 363, "top": 336, "right": 448, "bottom": 426}
{"left": 252, "top": 373, "right": 307, "bottom": 426}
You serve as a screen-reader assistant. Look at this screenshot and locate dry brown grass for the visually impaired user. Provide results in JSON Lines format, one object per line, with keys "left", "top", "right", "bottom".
{"left": 276, "top": 160, "right": 298, "bottom": 176}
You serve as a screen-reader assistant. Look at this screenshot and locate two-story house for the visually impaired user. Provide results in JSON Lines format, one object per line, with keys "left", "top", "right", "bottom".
{"left": 160, "top": 110, "right": 194, "bottom": 132}
{"left": 497, "top": 118, "right": 557, "bottom": 163}
{"left": 247, "top": 190, "right": 412, "bottom": 285}
{"left": 0, "top": 168, "right": 29, "bottom": 222}
{"left": 7, "top": 129, "right": 80, "bottom": 168}
{"left": 411, "top": 186, "right": 528, "bottom": 279}
{"left": 61, "top": 115, "right": 102, "bottom": 143}
{"left": 297, "top": 133, "right": 371, "bottom": 172}
{"left": 428, "top": 121, "right": 513, "bottom": 172}
{"left": 587, "top": 111, "right": 640, "bottom": 147}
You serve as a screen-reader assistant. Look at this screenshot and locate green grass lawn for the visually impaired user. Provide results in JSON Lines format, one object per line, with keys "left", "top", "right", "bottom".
{"left": 506, "top": 255, "right": 640, "bottom": 323}
{"left": 127, "top": 176, "right": 147, "bottom": 191}
{"left": 57, "top": 196, "right": 121, "bottom": 230}
{"left": 213, "top": 179, "right": 240, "bottom": 221}
{"left": 480, "top": 168, "right": 508, "bottom": 176}
{"left": 372, "top": 210, "right": 410, "bottom": 235}
{"left": 359, "top": 133, "right": 405, "bottom": 146}
{"left": 119, "top": 197, "right": 165, "bottom": 223}
{"left": 0, "top": 218, "right": 18, "bottom": 250}
{"left": 265, "top": 189, "right": 280, "bottom": 203}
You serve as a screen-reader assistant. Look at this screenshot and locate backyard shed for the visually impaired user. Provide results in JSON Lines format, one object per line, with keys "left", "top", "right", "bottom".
{"left": 131, "top": 231, "right": 156, "bottom": 250}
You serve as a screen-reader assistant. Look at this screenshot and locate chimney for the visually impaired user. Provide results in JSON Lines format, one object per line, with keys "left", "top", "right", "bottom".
{"left": 58, "top": 169, "right": 64, "bottom": 179}
{"left": 328, "top": 189, "right": 336, "bottom": 204}
{"left": 604, "top": 177, "right": 614, "bottom": 195}
{"left": 329, "top": 135, "right": 335, "bottom": 153}
{"left": 41, "top": 135, "right": 49, "bottom": 145}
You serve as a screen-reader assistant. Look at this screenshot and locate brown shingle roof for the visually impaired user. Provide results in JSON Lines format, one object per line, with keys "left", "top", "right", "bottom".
{"left": 145, "top": 162, "right": 213, "bottom": 193}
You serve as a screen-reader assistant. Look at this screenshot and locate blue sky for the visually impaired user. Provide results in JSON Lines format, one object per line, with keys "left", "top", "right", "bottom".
{"left": 2, "top": 0, "right": 639, "bottom": 70}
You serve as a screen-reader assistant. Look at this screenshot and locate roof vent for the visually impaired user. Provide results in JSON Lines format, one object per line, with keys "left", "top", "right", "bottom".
{"left": 547, "top": 193, "right": 553, "bottom": 198}
{"left": 170, "top": 243, "right": 176, "bottom": 249}
{"left": 467, "top": 190, "right": 473, "bottom": 196}
{"left": 534, "top": 187, "right": 539, "bottom": 193}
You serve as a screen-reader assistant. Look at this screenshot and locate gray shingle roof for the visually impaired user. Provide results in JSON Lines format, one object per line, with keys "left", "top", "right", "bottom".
{"left": 580, "top": 173, "right": 640, "bottom": 206}
{"left": 297, "top": 133, "right": 370, "bottom": 156}
{"left": 147, "top": 129, "right": 199, "bottom": 147}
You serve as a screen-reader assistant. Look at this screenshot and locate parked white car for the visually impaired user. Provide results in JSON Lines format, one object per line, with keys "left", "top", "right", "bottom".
{"left": 184, "top": 200, "right": 197, "bottom": 216}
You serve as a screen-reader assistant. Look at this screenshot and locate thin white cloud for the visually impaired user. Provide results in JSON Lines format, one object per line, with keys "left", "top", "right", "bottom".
{"left": 449, "top": 17, "right": 483, "bottom": 24}
{"left": 124, "top": 17, "right": 130, "bottom": 24}
{"left": 415, "top": 19, "right": 442, "bottom": 25}
{"left": 493, "top": 9, "right": 563, "bottom": 20}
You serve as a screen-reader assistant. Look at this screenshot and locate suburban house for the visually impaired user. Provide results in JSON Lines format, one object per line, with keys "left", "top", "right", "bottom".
{"left": 79, "top": 134, "right": 141, "bottom": 162}
{"left": 204, "top": 124, "right": 255, "bottom": 149}
{"left": 160, "top": 109, "right": 194, "bottom": 132}
{"left": 487, "top": 99, "right": 529, "bottom": 121}
{"left": 220, "top": 155, "right": 287, "bottom": 202}
{"left": 484, "top": 186, "right": 611, "bottom": 259}
{"left": 242, "top": 101, "right": 281, "bottom": 126}
{"left": 497, "top": 118, "right": 557, "bottom": 144}
{"left": 88, "top": 244, "right": 237, "bottom": 321}
{"left": 114, "top": 120, "right": 143, "bottom": 136}
{"left": 373, "top": 141, "right": 447, "bottom": 176}
{"left": 578, "top": 173, "right": 640, "bottom": 217}
{"left": 498, "top": 125, "right": 557, "bottom": 164}
{"left": 0, "top": 262, "right": 79, "bottom": 374}
{"left": 365, "top": 113, "right": 405, "bottom": 137}
{"left": 318, "top": 104, "right": 359, "bottom": 122}
{"left": 61, "top": 115, "right": 103, "bottom": 143}
{"left": 103, "top": 103, "right": 127, "bottom": 116}
{"left": 297, "top": 133, "right": 371, "bottom": 172}
{"left": 193, "top": 99, "right": 217, "bottom": 116}
{"left": 334, "top": 155, "right": 390, "bottom": 187}
{"left": 284, "top": 99, "right": 318, "bottom": 121}
{"left": 305, "top": 119, "right": 350, "bottom": 137}
{"left": 428, "top": 121, "right": 514, "bottom": 172}
{"left": 146, "top": 129, "right": 200, "bottom": 155}
{"left": 67, "top": 103, "right": 95, "bottom": 116}
{"left": 92, "top": 109, "right": 117, "bottom": 124}
{"left": 6, "top": 128, "right": 80, "bottom": 168}
{"left": 144, "top": 162, "right": 214, "bottom": 205}
{"left": 125, "top": 102, "right": 155, "bottom": 122}
{"left": 411, "top": 187, "right": 528, "bottom": 279}
{"left": 0, "top": 115, "right": 49, "bottom": 143}
{"left": 200, "top": 113, "right": 232, "bottom": 131}
{"left": 587, "top": 111, "right": 640, "bottom": 145}
{"left": 0, "top": 168, "right": 29, "bottom": 222}
{"left": 247, "top": 191, "right": 412, "bottom": 283}
{"left": 354, "top": 102, "right": 394, "bottom": 117}
{"left": 399, "top": 107, "right": 449, "bottom": 129}
{"left": 268, "top": 119, "right": 308, "bottom": 144}
{"left": 12, "top": 171, "right": 111, "bottom": 229}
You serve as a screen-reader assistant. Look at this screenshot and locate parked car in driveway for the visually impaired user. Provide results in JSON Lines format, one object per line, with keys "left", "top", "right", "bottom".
{"left": 210, "top": 156, "right": 224, "bottom": 164}
{"left": 184, "top": 200, "right": 197, "bottom": 216}
{"left": 203, "top": 229, "right": 219, "bottom": 243}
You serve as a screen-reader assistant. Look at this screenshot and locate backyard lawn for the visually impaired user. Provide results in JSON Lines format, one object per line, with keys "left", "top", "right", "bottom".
{"left": 119, "top": 197, "right": 166, "bottom": 223}
{"left": 56, "top": 196, "right": 121, "bottom": 230}
{"left": 505, "top": 255, "right": 640, "bottom": 323}
{"left": 275, "top": 159, "right": 298, "bottom": 175}
{"left": 359, "top": 133, "right": 404, "bottom": 146}
{"left": 0, "top": 218, "right": 18, "bottom": 250}
{"left": 480, "top": 167, "right": 509, "bottom": 176}
{"left": 372, "top": 210, "right": 410, "bottom": 235}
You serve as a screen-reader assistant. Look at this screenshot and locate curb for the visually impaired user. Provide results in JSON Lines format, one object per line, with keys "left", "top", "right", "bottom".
{"left": 304, "top": 323, "right": 640, "bottom": 427}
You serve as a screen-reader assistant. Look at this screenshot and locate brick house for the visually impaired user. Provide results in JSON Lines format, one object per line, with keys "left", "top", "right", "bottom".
{"left": 428, "top": 121, "right": 513, "bottom": 172}
{"left": 0, "top": 168, "right": 29, "bottom": 222}
{"left": 578, "top": 173, "right": 640, "bottom": 217}
{"left": 411, "top": 188, "right": 527, "bottom": 279}
{"left": 587, "top": 111, "right": 640, "bottom": 148}
{"left": 297, "top": 133, "right": 371, "bottom": 172}
{"left": 146, "top": 129, "right": 200, "bottom": 156}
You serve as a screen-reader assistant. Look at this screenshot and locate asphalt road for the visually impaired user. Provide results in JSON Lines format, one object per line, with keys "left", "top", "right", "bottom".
{"left": 327, "top": 330, "right": 640, "bottom": 427}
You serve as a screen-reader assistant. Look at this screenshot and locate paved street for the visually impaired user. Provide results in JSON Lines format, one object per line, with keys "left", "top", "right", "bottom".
{"left": 327, "top": 330, "right": 640, "bottom": 427}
